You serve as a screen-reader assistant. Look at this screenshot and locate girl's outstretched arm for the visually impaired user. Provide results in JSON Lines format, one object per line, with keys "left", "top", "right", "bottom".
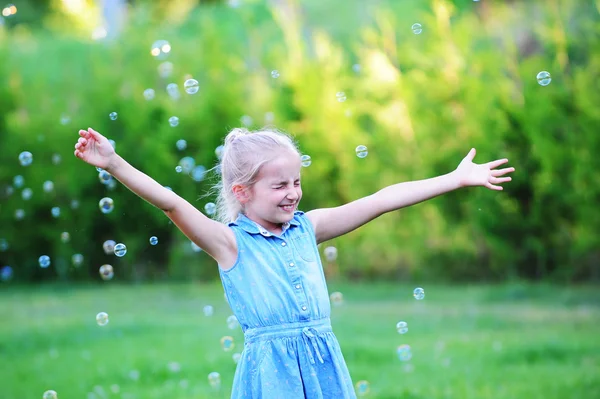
{"left": 306, "top": 148, "right": 514, "bottom": 244}
{"left": 74, "top": 128, "right": 237, "bottom": 266}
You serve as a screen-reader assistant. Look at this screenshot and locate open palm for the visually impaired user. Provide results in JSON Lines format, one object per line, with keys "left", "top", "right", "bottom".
{"left": 74, "top": 128, "right": 116, "bottom": 170}
{"left": 455, "top": 148, "right": 515, "bottom": 190}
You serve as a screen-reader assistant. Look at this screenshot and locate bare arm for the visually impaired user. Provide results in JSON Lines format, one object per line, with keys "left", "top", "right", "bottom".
{"left": 75, "top": 128, "right": 236, "bottom": 265}
{"left": 307, "top": 148, "right": 514, "bottom": 244}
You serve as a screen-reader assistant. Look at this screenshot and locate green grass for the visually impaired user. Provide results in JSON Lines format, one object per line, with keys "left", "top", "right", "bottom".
{"left": 1, "top": 282, "right": 599, "bottom": 399}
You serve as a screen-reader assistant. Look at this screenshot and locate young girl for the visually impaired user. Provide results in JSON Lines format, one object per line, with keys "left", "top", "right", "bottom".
{"left": 74, "top": 126, "right": 514, "bottom": 398}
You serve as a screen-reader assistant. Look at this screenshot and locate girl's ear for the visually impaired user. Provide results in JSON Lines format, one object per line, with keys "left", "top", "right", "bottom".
{"left": 232, "top": 185, "right": 251, "bottom": 204}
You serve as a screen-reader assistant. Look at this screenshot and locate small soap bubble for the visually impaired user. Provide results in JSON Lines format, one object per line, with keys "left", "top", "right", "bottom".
{"left": 60, "top": 232, "right": 70, "bottom": 243}
{"left": 232, "top": 352, "right": 241, "bottom": 364}
{"left": 411, "top": 23, "right": 423, "bottom": 34}
{"left": 102, "top": 240, "right": 116, "bottom": 255}
{"left": 204, "top": 202, "right": 216, "bottom": 216}
{"left": 114, "top": 243, "right": 127, "bottom": 257}
{"left": 169, "top": 116, "right": 179, "bottom": 127}
{"left": 108, "top": 139, "right": 116, "bottom": 150}
{"left": 129, "top": 370, "right": 140, "bottom": 381}
{"left": 184, "top": 79, "right": 199, "bottom": 94}
{"left": 18, "top": 151, "right": 33, "bottom": 166}
{"left": 0, "top": 239, "right": 8, "bottom": 252}
{"left": 0, "top": 266, "right": 13, "bottom": 282}
{"left": 175, "top": 165, "right": 183, "bottom": 173}
{"left": 43, "top": 390, "right": 58, "bottom": 399}
{"left": 226, "top": 315, "right": 239, "bottom": 330}
{"left": 396, "top": 321, "right": 408, "bottom": 334}
{"left": 355, "top": 145, "right": 368, "bottom": 158}
{"left": 352, "top": 64, "right": 361, "bottom": 74}
{"left": 60, "top": 113, "right": 71, "bottom": 125}
{"left": 270, "top": 70, "right": 280, "bottom": 79}
{"left": 15, "top": 209, "right": 25, "bottom": 220}
{"left": 536, "top": 71, "right": 551, "bottom": 86}
{"left": 203, "top": 305, "right": 214, "bottom": 316}
{"left": 22, "top": 188, "right": 33, "bottom": 200}
{"left": 39, "top": 255, "right": 51, "bottom": 268}
{"left": 158, "top": 61, "right": 174, "bottom": 78}
{"left": 109, "top": 112, "right": 118, "bottom": 121}
{"left": 300, "top": 154, "right": 312, "bottom": 167}
{"left": 13, "top": 175, "right": 24, "bottom": 188}
{"left": 324, "top": 246, "right": 338, "bottom": 262}
{"left": 208, "top": 372, "right": 221, "bottom": 389}
{"left": 355, "top": 380, "right": 370, "bottom": 397}
{"left": 52, "top": 154, "right": 62, "bottom": 165}
{"left": 150, "top": 40, "right": 171, "bottom": 59}
{"left": 190, "top": 241, "right": 202, "bottom": 253}
{"left": 72, "top": 254, "right": 84, "bottom": 267}
{"left": 149, "top": 236, "right": 158, "bottom": 245}
{"left": 397, "top": 344, "right": 412, "bottom": 361}
{"left": 220, "top": 336, "right": 235, "bottom": 352}
{"left": 96, "top": 312, "right": 109, "bottom": 326}
{"left": 330, "top": 291, "right": 344, "bottom": 306}
{"left": 413, "top": 287, "right": 425, "bottom": 300}
{"left": 99, "top": 197, "right": 114, "bottom": 214}
{"left": 176, "top": 139, "right": 187, "bottom": 151}
{"left": 99, "top": 264, "right": 114, "bottom": 280}
{"left": 43, "top": 181, "right": 54, "bottom": 193}
{"left": 336, "top": 91, "right": 347, "bottom": 102}
{"left": 168, "top": 361, "right": 181, "bottom": 373}
{"left": 51, "top": 207, "right": 61, "bottom": 218}
{"left": 240, "top": 115, "right": 253, "bottom": 127}
{"left": 215, "top": 145, "right": 224, "bottom": 159}
{"left": 191, "top": 165, "right": 206, "bottom": 182}
{"left": 143, "top": 88, "right": 155, "bottom": 100}
{"left": 265, "top": 112, "right": 275, "bottom": 123}
{"left": 70, "top": 199, "right": 80, "bottom": 209}
{"left": 98, "top": 170, "right": 112, "bottom": 185}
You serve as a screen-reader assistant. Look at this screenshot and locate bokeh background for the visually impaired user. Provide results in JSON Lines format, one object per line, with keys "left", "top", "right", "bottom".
{"left": 1, "top": 0, "right": 599, "bottom": 398}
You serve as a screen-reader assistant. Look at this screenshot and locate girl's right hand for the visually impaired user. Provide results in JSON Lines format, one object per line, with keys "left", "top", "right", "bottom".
{"left": 74, "top": 128, "right": 117, "bottom": 170}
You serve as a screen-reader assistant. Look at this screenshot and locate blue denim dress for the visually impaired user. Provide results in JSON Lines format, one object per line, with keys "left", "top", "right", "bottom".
{"left": 219, "top": 212, "right": 356, "bottom": 398}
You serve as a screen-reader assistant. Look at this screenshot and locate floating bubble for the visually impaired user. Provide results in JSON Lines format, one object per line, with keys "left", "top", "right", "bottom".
{"left": 42, "top": 390, "right": 58, "bottom": 399}
{"left": 60, "top": 232, "right": 70, "bottom": 243}
{"left": 15, "top": 209, "right": 25, "bottom": 220}
{"left": 191, "top": 165, "right": 206, "bottom": 182}
{"left": 240, "top": 115, "right": 253, "bottom": 127}
{"left": 96, "top": 312, "right": 109, "bottom": 326}
{"left": 22, "top": 188, "right": 33, "bottom": 200}
{"left": 166, "top": 83, "right": 180, "bottom": 100}
{"left": 70, "top": 199, "right": 80, "bottom": 209}
{"left": 184, "top": 78, "right": 199, "bottom": 94}
{"left": 72, "top": 253, "right": 84, "bottom": 267}
{"left": 220, "top": 336, "right": 235, "bottom": 352}
{"left": 98, "top": 170, "right": 112, "bottom": 185}
{"left": 411, "top": 23, "right": 423, "bottom": 34}
{"left": 169, "top": 116, "right": 179, "bottom": 127}
{"left": 300, "top": 154, "right": 312, "bottom": 167}
{"left": 330, "top": 291, "right": 344, "bottom": 306}
{"left": 143, "top": 88, "right": 155, "bottom": 100}
{"left": 413, "top": 287, "right": 425, "bottom": 300}
{"left": 203, "top": 305, "right": 214, "bottom": 316}
{"left": 208, "top": 372, "right": 221, "bottom": 389}
{"left": 270, "top": 70, "right": 280, "bottom": 79}
{"left": 43, "top": 181, "right": 54, "bottom": 193}
{"left": 336, "top": 91, "right": 347, "bottom": 102}
{"left": 18, "top": 151, "right": 33, "bottom": 166}
{"left": 108, "top": 139, "right": 116, "bottom": 150}
{"left": 178, "top": 157, "right": 195, "bottom": 173}
{"left": 13, "top": 175, "right": 24, "bottom": 188}
{"left": 99, "top": 264, "right": 114, "bottom": 280}
{"left": 39, "top": 255, "right": 51, "bottom": 268}
{"left": 226, "top": 315, "right": 239, "bottom": 330}
{"left": 264, "top": 112, "right": 275, "bottom": 123}
{"left": 536, "top": 71, "right": 551, "bottom": 86}
{"left": 355, "top": 380, "right": 370, "bottom": 397}
{"left": 150, "top": 40, "right": 171, "bottom": 59}
{"left": 396, "top": 321, "right": 408, "bottom": 334}
{"left": 51, "top": 207, "right": 61, "bottom": 218}
{"left": 215, "top": 145, "right": 224, "bottom": 159}
{"left": 0, "top": 265, "right": 13, "bottom": 282}
{"left": 114, "top": 243, "right": 127, "bottom": 257}
{"left": 0, "top": 239, "right": 8, "bottom": 252}
{"left": 204, "top": 202, "right": 216, "bottom": 216}
{"left": 232, "top": 352, "right": 241, "bottom": 364}
{"left": 175, "top": 165, "right": 183, "bottom": 173}
{"left": 60, "top": 113, "right": 71, "bottom": 125}
{"left": 52, "top": 154, "right": 62, "bottom": 165}
{"left": 191, "top": 242, "right": 202, "bottom": 253}
{"left": 355, "top": 145, "right": 368, "bottom": 158}
{"left": 324, "top": 246, "right": 338, "bottom": 262}
{"left": 109, "top": 112, "right": 118, "bottom": 121}
{"left": 167, "top": 361, "right": 181, "bottom": 373}
{"left": 397, "top": 344, "right": 412, "bottom": 361}
{"left": 129, "top": 370, "right": 140, "bottom": 381}
{"left": 99, "top": 197, "right": 114, "bottom": 214}
{"left": 352, "top": 64, "right": 361, "bottom": 74}
{"left": 149, "top": 236, "right": 158, "bottom": 245}
{"left": 158, "top": 61, "right": 174, "bottom": 78}
{"left": 102, "top": 240, "right": 116, "bottom": 255}
{"left": 176, "top": 139, "right": 187, "bottom": 151}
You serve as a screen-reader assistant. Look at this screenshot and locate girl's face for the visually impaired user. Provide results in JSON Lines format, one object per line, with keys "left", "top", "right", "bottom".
{"left": 242, "top": 151, "right": 302, "bottom": 233}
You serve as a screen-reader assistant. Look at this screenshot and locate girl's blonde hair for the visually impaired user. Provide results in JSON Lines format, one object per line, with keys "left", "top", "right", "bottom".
{"left": 213, "top": 127, "right": 300, "bottom": 223}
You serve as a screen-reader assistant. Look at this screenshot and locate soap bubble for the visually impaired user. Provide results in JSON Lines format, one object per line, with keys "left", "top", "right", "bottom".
{"left": 240, "top": 115, "right": 253, "bottom": 127}
{"left": 13, "top": 175, "right": 24, "bottom": 188}
{"left": 271, "top": 70, "right": 280, "bottom": 79}
{"left": 0, "top": 266, "right": 13, "bottom": 282}
{"left": 226, "top": 315, "right": 239, "bottom": 330}
{"left": 39, "top": 255, "right": 51, "bottom": 268}
{"left": 99, "top": 264, "right": 114, "bottom": 280}
{"left": 191, "top": 241, "right": 202, "bottom": 253}
{"left": 208, "top": 372, "right": 221, "bottom": 389}
{"left": 102, "top": 240, "right": 116, "bottom": 255}
{"left": 109, "top": 112, "right": 118, "bottom": 121}
{"left": 396, "top": 321, "right": 408, "bottom": 334}
{"left": 204, "top": 202, "right": 216, "bottom": 216}
{"left": 143, "top": 88, "right": 155, "bottom": 100}
{"left": 72, "top": 254, "right": 84, "bottom": 267}
{"left": 150, "top": 39, "right": 171, "bottom": 59}
{"left": 352, "top": 64, "right": 361, "bottom": 74}
{"left": 203, "top": 305, "right": 214, "bottom": 316}
{"left": 51, "top": 207, "right": 61, "bottom": 218}
{"left": 411, "top": 23, "right": 423, "bottom": 34}
{"left": 15, "top": 209, "right": 25, "bottom": 220}
{"left": 355, "top": 380, "right": 370, "bottom": 396}
{"left": 149, "top": 236, "right": 158, "bottom": 245}
{"left": 114, "top": 243, "right": 127, "bottom": 257}
{"left": 413, "top": 287, "right": 425, "bottom": 300}
{"left": 98, "top": 170, "right": 112, "bottom": 185}
{"left": 215, "top": 145, "right": 224, "bottom": 159}
{"left": 355, "top": 145, "right": 368, "bottom": 158}
{"left": 324, "top": 246, "right": 338, "bottom": 262}
{"left": 330, "top": 291, "right": 344, "bottom": 306}
{"left": 18, "top": 151, "right": 33, "bottom": 166}
{"left": 191, "top": 165, "right": 206, "bottom": 182}
{"left": 176, "top": 139, "right": 187, "bottom": 151}
{"left": 42, "top": 390, "right": 58, "bottom": 399}
{"left": 175, "top": 165, "right": 183, "bottom": 173}
{"left": 43, "top": 181, "right": 54, "bottom": 193}
{"left": 0, "top": 239, "right": 8, "bottom": 252}
{"left": 232, "top": 352, "right": 241, "bottom": 364}
{"left": 300, "top": 155, "right": 312, "bottom": 167}
{"left": 22, "top": 188, "right": 33, "bottom": 200}
{"left": 536, "top": 71, "right": 551, "bottom": 86}
{"left": 178, "top": 156, "right": 195, "bottom": 173}
{"left": 167, "top": 83, "right": 180, "bottom": 100}
{"left": 60, "top": 232, "right": 70, "bottom": 243}
{"left": 184, "top": 79, "right": 199, "bottom": 94}
{"left": 60, "top": 113, "right": 71, "bottom": 125}
{"left": 96, "top": 312, "right": 109, "bottom": 326}
{"left": 220, "top": 336, "right": 235, "bottom": 351}
{"left": 336, "top": 91, "right": 347, "bottom": 102}
{"left": 99, "top": 197, "right": 114, "bottom": 214}
{"left": 158, "top": 61, "right": 173, "bottom": 78}
{"left": 397, "top": 344, "right": 412, "bottom": 361}
{"left": 169, "top": 116, "right": 179, "bottom": 127}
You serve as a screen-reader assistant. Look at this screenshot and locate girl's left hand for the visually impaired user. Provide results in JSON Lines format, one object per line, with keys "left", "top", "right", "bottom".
{"left": 454, "top": 148, "right": 515, "bottom": 190}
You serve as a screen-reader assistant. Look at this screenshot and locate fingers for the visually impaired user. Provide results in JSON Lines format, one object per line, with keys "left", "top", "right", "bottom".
{"left": 485, "top": 182, "right": 503, "bottom": 191}
{"left": 464, "top": 148, "right": 476, "bottom": 162}
{"left": 490, "top": 176, "right": 512, "bottom": 184}
{"left": 491, "top": 167, "right": 515, "bottom": 177}
{"left": 486, "top": 158, "right": 509, "bottom": 169}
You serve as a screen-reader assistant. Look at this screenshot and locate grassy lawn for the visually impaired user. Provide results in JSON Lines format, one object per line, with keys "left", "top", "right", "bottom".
{"left": 1, "top": 282, "right": 599, "bottom": 399}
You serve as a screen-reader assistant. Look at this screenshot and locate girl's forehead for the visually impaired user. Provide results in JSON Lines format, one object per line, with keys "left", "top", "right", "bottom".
{"left": 259, "top": 154, "right": 301, "bottom": 179}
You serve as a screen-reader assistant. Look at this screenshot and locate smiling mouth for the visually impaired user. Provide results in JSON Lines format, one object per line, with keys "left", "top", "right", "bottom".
{"left": 279, "top": 204, "right": 296, "bottom": 212}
